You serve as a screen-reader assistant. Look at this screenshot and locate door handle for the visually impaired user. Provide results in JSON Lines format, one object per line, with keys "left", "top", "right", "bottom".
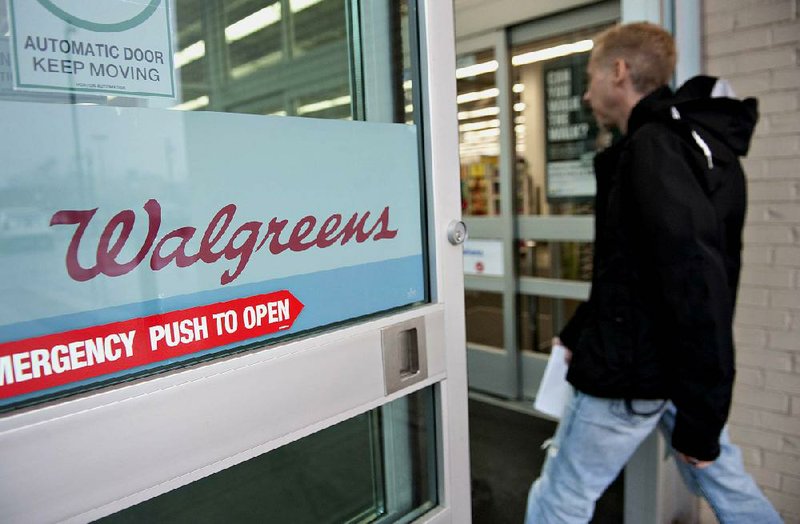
{"left": 381, "top": 317, "right": 428, "bottom": 395}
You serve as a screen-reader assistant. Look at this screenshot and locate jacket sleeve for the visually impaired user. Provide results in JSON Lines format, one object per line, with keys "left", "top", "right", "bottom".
{"left": 627, "top": 126, "right": 735, "bottom": 461}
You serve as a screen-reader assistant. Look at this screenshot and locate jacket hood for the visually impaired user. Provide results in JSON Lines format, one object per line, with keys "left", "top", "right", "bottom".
{"left": 628, "top": 76, "right": 759, "bottom": 158}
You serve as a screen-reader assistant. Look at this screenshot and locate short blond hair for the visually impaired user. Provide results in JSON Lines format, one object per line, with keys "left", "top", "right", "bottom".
{"left": 592, "top": 22, "right": 676, "bottom": 94}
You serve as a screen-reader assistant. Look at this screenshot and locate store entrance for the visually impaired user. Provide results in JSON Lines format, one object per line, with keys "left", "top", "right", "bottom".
{"left": 456, "top": 2, "right": 702, "bottom": 522}
{"left": 457, "top": 5, "right": 616, "bottom": 404}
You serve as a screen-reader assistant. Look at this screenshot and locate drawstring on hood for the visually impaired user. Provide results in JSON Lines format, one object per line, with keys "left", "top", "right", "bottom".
{"left": 670, "top": 105, "right": 715, "bottom": 170}
{"left": 626, "top": 75, "right": 759, "bottom": 196}
{"left": 629, "top": 75, "right": 759, "bottom": 158}
{"left": 667, "top": 75, "right": 759, "bottom": 158}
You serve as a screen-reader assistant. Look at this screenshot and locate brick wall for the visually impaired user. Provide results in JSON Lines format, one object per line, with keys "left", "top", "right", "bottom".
{"left": 704, "top": 0, "right": 800, "bottom": 521}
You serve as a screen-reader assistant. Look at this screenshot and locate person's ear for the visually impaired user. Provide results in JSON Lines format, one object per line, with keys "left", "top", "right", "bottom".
{"left": 612, "top": 58, "right": 629, "bottom": 86}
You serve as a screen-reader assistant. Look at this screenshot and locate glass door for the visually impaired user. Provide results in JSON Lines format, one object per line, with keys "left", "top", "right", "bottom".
{"left": 458, "top": 3, "right": 619, "bottom": 400}
{"left": 0, "top": 1, "right": 469, "bottom": 522}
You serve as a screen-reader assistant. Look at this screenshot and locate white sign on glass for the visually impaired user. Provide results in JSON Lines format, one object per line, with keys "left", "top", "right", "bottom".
{"left": 8, "top": 0, "right": 175, "bottom": 98}
{"left": 463, "top": 239, "right": 504, "bottom": 276}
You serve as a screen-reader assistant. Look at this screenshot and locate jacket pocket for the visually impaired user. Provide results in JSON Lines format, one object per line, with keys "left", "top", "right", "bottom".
{"left": 596, "top": 281, "right": 635, "bottom": 365}
{"left": 572, "top": 282, "right": 636, "bottom": 388}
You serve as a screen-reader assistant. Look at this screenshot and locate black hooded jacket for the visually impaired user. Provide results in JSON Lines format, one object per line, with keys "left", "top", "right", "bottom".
{"left": 559, "top": 76, "right": 759, "bottom": 460}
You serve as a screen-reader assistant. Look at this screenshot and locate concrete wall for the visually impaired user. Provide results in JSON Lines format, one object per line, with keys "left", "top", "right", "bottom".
{"left": 704, "top": 0, "right": 800, "bottom": 521}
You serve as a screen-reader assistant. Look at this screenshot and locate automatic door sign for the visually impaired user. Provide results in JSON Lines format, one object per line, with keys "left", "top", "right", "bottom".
{"left": 8, "top": 0, "right": 175, "bottom": 97}
{"left": 0, "top": 291, "right": 304, "bottom": 400}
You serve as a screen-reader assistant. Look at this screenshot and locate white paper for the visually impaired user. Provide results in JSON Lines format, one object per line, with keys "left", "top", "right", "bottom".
{"left": 533, "top": 344, "right": 573, "bottom": 419}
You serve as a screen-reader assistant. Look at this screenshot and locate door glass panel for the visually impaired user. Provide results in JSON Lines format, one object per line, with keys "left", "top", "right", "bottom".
{"left": 457, "top": 48, "right": 500, "bottom": 216}
{"left": 224, "top": 1, "right": 285, "bottom": 81}
{"left": 510, "top": 28, "right": 610, "bottom": 359}
{"left": 0, "top": 0, "right": 424, "bottom": 408}
{"left": 519, "top": 295, "right": 582, "bottom": 354}
{"left": 98, "top": 387, "right": 438, "bottom": 523}
{"left": 292, "top": 0, "right": 348, "bottom": 57}
{"left": 518, "top": 240, "right": 593, "bottom": 281}
{"left": 465, "top": 291, "right": 504, "bottom": 348}
{"left": 174, "top": 0, "right": 208, "bottom": 105}
{"left": 512, "top": 29, "right": 612, "bottom": 216}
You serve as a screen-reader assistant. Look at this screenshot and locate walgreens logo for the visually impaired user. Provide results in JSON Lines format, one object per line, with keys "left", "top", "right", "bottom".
{"left": 50, "top": 199, "right": 399, "bottom": 285}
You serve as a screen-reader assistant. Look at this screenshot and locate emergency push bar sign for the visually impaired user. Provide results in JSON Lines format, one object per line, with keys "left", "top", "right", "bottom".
{"left": 0, "top": 291, "right": 303, "bottom": 399}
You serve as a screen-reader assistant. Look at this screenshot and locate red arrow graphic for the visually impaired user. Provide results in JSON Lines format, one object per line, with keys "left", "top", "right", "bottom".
{"left": 0, "top": 291, "right": 305, "bottom": 399}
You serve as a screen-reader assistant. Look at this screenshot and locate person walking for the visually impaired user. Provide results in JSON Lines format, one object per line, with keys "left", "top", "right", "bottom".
{"left": 524, "top": 22, "right": 782, "bottom": 523}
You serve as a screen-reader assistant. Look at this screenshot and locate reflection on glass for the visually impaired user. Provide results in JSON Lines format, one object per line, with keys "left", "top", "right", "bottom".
{"left": 292, "top": 0, "right": 347, "bottom": 57}
{"left": 512, "top": 28, "right": 612, "bottom": 216}
{"left": 99, "top": 387, "right": 438, "bottom": 523}
{"left": 224, "top": 0, "right": 284, "bottom": 80}
{"left": 465, "top": 291, "right": 504, "bottom": 348}
{"left": 519, "top": 295, "right": 582, "bottom": 353}
{"left": 518, "top": 240, "right": 593, "bottom": 281}
{"left": 174, "top": 0, "right": 209, "bottom": 110}
{"left": 457, "top": 49, "right": 500, "bottom": 216}
{"left": 399, "top": 0, "right": 413, "bottom": 125}
{"left": 296, "top": 89, "right": 351, "bottom": 119}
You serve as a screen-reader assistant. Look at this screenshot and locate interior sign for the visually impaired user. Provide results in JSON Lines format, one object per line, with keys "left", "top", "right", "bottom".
{"left": 544, "top": 54, "right": 597, "bottom": 200}
{"left": 463, "top": 240, "right": 504, "bottom": 276}
{"left": 7, "top": 0, "right": 175, "bottom": 98}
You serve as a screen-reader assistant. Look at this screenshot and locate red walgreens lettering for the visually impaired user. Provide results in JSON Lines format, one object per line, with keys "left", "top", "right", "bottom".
{"left": 50, "top": 199, "right": 399, "bottom": 285}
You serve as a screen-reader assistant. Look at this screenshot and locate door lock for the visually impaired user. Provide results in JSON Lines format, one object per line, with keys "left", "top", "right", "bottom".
{"left": 447, "top": 220, "right": 468, "bottom": 245}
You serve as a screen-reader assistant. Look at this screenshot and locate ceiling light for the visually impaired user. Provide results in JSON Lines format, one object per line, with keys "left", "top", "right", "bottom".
{"left": 512, "top": 40, "right": 593, "bottom": 66}
{"left": 458, "top": 107, "right": 500, "bottom": 120}
{"left": 225, "top": 4, "right": 282, "bottom": 42}
{"left": 175, "top": 4, "right": 286, "bottom": 69}
{"left": 175, "top": 40, "right": 205, "bottom": 69}
{"left": 459, "top": 119, "right": 500, "bottom": 132}
{"left": 457, "top": 88, "right": 499, "bottom": 104}
{"left": 462, "top": 128, "right": 501, "bottom": 141}
{"left": 290, "top": 0, "right": 323, "bottom": 12}
{"left": 456, "top": 60, "right": 499, "bottom": 79}
{"left": 297, "top": 95, "right": 351, "bottom": 114}
{"left": 172, "top": 96, "right": 209, "bottom": 111}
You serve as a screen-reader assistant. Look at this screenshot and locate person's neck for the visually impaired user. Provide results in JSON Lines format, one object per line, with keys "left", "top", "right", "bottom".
{"left": 618, "top": 90, "right": 645, "bottom": 135}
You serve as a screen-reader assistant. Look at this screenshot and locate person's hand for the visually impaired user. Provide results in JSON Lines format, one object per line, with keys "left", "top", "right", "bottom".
{"left": 677, "top": 452, "right": 713, "bottom": 469}
{"left": 552, "top": 337, "right": 572, "bottom": 365}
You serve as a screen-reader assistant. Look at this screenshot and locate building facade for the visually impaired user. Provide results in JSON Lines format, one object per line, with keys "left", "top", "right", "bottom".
{"left": 705, "top": 0, "right": 800, "bottom": 520}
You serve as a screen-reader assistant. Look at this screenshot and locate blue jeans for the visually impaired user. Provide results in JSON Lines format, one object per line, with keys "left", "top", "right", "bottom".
{"left": 524, "top": 390, "right": 782, "bottom": 524}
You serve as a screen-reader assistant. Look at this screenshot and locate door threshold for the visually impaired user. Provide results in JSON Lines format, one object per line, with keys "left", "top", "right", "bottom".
{"left": 467, "top": 391, "right": 559, "bottom": 422}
